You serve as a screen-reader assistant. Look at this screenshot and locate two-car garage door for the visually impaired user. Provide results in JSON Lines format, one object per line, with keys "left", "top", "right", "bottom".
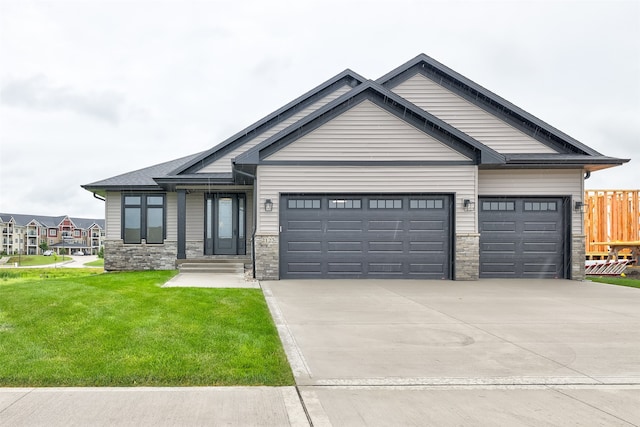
{"left": 280, "top": 194, "right": 452, "bottom": 279}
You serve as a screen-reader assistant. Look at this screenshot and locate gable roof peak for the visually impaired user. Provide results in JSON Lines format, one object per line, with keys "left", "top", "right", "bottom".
{"left": 171, "top": 68, "right": 367, "bottom": 176}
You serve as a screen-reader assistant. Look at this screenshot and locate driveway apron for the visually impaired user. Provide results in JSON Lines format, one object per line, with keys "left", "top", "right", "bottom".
{"left": 262, "top": 279, "right": 640, "bottom": 426}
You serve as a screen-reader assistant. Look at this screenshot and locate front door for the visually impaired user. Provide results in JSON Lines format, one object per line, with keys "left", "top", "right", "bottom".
{"left": 205, "top": 194, "right": 246, "bottom": 255}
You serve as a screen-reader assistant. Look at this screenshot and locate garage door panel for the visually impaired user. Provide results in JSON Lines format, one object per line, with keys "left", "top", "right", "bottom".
{"left": 368, "top": 241, "right": 404, "bottom": 253}
{"left": 481, "top": 262, "right": 517, "bottom": 273}
{"left": 409, "top": 263, "right": 446, "bottom": 274}
{"left": 409, "top": 220, "right": 445, "bottom": 231}
{"left": 287, "top": 262, "right": 322, "bottom": 273}
{"left": 368, "top": 220, "right": 404, "bottom": 231}
{"left": 524, "top": 221, "right": 558, "bottom": 232}
{"left": 286, "top": 241, "right": 322, "bottom": 253}
{"left": 482, "top": 221, "right": 516, "bottom": 232}
{"left": 368, "top": 263, "right": 403, "bottom": 273}
{"left": 287, "top": 220, "right": 323, "bottom": 231}
{"left": 327, "top": 220, "right": 363, "bottom": 231}
{"left": 281, "top": 194, "right": 451, "bottom": 279}
{"left": 481, "top": 242, "right": 516, "bottom": 254}
{"left": 523, "top": 262, "right": 559, "bottom": 274}
{"left": 479, "top": 197, "right": 565, "bottom": 279}
{"left": 409, "top": 242, "right": 445, "bottom": 253}
{"left": 327, "top": 262, "right": 363, "bottom": 273}
{"left": 327, "top": 241, "right": 363, "bottom": 253}
{"left": 523, "top": 242, "right": 560, "bottom": 253}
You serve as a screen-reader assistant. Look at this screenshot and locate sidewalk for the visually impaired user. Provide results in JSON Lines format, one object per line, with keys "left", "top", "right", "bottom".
{"left": 0, "top": 387, "right": 309, "bottom": 427}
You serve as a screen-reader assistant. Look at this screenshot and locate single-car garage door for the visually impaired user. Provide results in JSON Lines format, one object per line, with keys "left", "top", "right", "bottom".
{"left": 280, "top": 194, "right": 452, "bottom": 279}
{"left": 479, "top": 197, "right": 568, "bottom": 278}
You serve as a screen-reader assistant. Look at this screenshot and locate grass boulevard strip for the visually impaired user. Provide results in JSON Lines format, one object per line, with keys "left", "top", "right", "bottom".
{"left": 0, "top": 269, "right": 294, "bottom": 387}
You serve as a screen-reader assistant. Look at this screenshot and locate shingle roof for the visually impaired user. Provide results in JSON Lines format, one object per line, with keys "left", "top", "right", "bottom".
{"left": 0, "top": 213, "right": 104, "bottom": 229}
{"left": 82, "top": 152, "right": 204, "bottom": 191}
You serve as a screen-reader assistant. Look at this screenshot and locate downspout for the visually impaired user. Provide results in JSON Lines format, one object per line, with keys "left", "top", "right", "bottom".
{"left": 92, "top": 192, "right": 106, "bottom": 202}
{"left": 233, "top": 167, "right": 258, "bottom": 278}
{"left": 584, "top": 171, "right": 591, "bottom": 180}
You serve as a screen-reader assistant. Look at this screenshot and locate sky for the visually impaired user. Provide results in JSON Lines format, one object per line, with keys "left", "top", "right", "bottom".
{"left": 0, "top": 0, "right": 638, "bottom": 219}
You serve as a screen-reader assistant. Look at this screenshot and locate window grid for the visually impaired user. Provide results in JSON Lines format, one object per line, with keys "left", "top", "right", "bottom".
{"left": 524, "top": 201, "right": 557, "bottom": 212}
{"left": 410, "top": 199, "right": 444, "bottom": 209}
{"left": 288, "top": 199, "right": 321, "bottom": 209}
{"left": 369, "top": 199, "right": 402, "bottom": 209}
{"left": 329, "top": 199, "right": 362, "bottom": 209}
{"left": 482, "top": 201, "right": 515, "bottom": 211}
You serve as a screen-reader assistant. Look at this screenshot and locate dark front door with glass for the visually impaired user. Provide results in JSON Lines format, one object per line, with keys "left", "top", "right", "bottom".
{"left": 204, "top": 194, "right": 246, "bottom": 255}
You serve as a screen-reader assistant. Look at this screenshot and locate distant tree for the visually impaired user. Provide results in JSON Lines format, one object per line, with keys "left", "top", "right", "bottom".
{"left": 39, "top": 241, "right": 49, "bottom": 253}
{"left": 98, "top": 246, "right": 104, "bottom": 259}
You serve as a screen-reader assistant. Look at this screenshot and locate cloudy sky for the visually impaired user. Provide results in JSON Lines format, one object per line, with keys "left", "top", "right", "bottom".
{"left": 1, "top": 0, "right": 638, "bottom": 219}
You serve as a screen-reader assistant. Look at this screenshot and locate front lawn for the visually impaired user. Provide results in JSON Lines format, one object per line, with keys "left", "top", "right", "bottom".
{"left": 0, "top": 269, "right": 293, "bottom": 386}
{"left": 84, "top": 258, "right": 104, "bottom": 267}
{"left": 588, "top": 276, "right": 640, "bottom": 289}
{"left": 6, "top": 255, "right": 61, "bottom": 266}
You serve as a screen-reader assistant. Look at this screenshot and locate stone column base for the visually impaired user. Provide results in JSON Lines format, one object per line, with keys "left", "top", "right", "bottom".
{"left": 254, "top": 234, "right": 279, "bottom": 280}
{"left": 455, "top": 233, "right": 480, "bottom": 281}
{"left": 572, "top": 235, "right": 586, "bottom": 280}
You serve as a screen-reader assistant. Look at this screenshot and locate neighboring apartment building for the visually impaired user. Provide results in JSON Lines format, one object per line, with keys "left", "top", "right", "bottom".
{"left": 0, "top": 213, "right": 105, "bottom": 256}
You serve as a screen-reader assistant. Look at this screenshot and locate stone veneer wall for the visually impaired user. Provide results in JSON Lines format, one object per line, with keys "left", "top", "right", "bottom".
{"left": 104, "top": 240, "right": 177, "bottom": 271}
{"left": 571, "top": 234, "right": 586, "bottom": 280}
{"left": 254, "top": 234, "right": 278, "bottom": 280}
{"left": 455, "top": 233, "right": 480, "bottom": 281}
{"left": 185, "top": 241, "right": 203, "bottom": 259}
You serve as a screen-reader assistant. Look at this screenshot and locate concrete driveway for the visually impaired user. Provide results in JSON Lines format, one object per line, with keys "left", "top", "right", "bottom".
{"left": 262, "top": 279, "right": 640, "bottom": 426}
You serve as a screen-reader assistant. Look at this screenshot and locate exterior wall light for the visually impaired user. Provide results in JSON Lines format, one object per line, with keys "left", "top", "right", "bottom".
{"left": 463, "top": 199, "right": 475, "bottom": 212}
{"left": 574, "top": 201, "right": 585, "bottom": 212}
{"left": 264, "top": 199, "right": 273, "bottom": 212}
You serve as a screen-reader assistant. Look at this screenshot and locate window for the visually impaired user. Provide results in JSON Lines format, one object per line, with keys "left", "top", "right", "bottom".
{"left": 73, "top": 230, "right": 81, "bottom": 237}
{"left": 123, "top": 194, "right": 165, "bottom": 244}
{"left": 48, "top": 229, "right": 57, "bottom": 237}
{"left": 287, "top": 199, "right": 320, "bottom": 209}
{"left": 369, "top": 199, "right": 402, "bottom": 209}
{"left": 329, "top": 199, "right": 361, "bottom": 209}
{"left": 524, "top": 201, "right": 557, "bottom": 211}
{"left": 482, "top": 201, "right": 515, "bottom": 211}
{"left": 410, "top": 199, "right": 444, "bottom": 209}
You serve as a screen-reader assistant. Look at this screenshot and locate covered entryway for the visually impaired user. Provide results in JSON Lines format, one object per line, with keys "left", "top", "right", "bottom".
{"left": 479, "top": 197, "right": 568, "bottom": 278}
{"left": 204, "top": 193, "right": 246, "bottom": 255}
{"left": 279, "top": 194, "right": 452, "bottom": 279}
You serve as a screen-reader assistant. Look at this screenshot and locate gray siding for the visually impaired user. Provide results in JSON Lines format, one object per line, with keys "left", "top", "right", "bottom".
{"left": 185, "top": 192, "right": 204, "bottom": 241}
{"left": 105, "top": 191, "right": 121, "bottom": 240}
{"left": 165, "top": 192, "right": 177, "bottom": 241}
{"left": 478, "top": 169, "right": 583, "bottom": 234}
{"left": 392, "top": 74, "right": 558, "bottom": 154}
{"left": 257, "top": 165, "right": 477, "bottom": 234}
{"left": 198, "top": 85, "right": 353, "bottom": 173}
{"left": 267, "top": 100, "right": 470, "bottom": 162}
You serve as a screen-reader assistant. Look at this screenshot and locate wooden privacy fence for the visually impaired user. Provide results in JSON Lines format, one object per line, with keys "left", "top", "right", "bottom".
{"left": 585, "top": 190, "right": 640, "bottom": 258}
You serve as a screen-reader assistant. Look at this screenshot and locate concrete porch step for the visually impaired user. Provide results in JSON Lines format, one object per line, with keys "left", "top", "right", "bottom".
{"left": 179, "top": 263, "right": 245, "bottom": 274}
{"left": 178, "top": 258, "right": 251, "bottom": 274}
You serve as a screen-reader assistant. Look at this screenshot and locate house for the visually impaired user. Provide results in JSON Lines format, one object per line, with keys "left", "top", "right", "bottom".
{"left": 0, "top": 213, "right": 105, "bottom": 255}
{"left": 82, "top": 54, "right": 628, "bottom": 280}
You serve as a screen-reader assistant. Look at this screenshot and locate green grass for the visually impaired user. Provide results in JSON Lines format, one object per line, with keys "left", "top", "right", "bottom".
{"left": 6, "top": 255, "right": 60, "bottom": 266}
{"left": 0, "top": 270, "right": 294, "bottom": 387}
{"left": 588, "top": 276, "right": 640, "bottom": 289}
{"left": 84, "top": 258, "right": 104, "bottom": 267}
